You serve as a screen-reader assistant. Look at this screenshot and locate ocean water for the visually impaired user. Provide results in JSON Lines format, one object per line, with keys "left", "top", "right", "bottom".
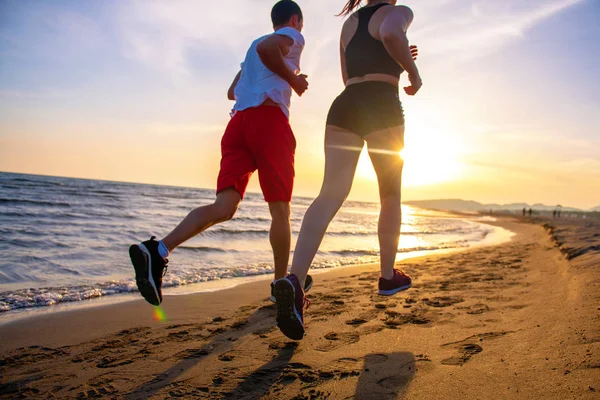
{"left": 0, "top": 172, "right": 498, "bottom": 313}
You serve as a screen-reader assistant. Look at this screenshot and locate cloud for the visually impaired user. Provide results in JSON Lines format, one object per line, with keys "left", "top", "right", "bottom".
{"left": 0, "top": 89, "right": 71, "bottom": 100}
{"left": 116, "top": 0, "right": 277, "bottom": 78}
{"left": 114, "top": 0, "right": 587, "bottom": 82}
{"left": 410, "top": 0, "right": 586, "bottom": 62}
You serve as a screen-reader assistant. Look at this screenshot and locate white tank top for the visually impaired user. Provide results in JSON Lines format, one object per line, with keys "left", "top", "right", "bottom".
{"left": 232, "top": 27, "right": 305, "bottom": 119}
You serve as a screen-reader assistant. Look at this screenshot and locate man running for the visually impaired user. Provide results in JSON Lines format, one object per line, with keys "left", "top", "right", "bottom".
{"left": 129, "top": 0, "right": 312, "bottom": 306}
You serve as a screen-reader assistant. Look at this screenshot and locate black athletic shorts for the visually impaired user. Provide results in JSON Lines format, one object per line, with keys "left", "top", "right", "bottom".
{"left": 326, "top": 81, "right": 405, "bottom": 138}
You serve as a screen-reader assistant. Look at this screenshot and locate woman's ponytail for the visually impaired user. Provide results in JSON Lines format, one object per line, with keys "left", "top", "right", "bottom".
{"left": 338, "top": 0, "right": 362, "bottom": 16}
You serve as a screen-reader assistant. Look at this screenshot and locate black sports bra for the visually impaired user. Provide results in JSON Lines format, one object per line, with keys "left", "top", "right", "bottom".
{"left": 345, "top": 3, "right": 404, "bottom": 79}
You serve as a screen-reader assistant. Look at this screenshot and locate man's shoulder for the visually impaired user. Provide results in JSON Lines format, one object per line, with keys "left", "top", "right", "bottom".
{"left": 250, "top": 33, "right": 270, "bottom": 47}
{"left": 274, "top": 27, "right": 305, "bottom": 46}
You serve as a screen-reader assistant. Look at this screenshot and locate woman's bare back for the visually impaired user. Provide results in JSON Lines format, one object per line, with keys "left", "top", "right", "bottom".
{"left": 340, "top": 4, "right": 415, "bottom": 86}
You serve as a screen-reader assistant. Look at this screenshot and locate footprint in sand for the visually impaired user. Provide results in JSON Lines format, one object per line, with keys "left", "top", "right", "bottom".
{"left": 2, "top": 346, "right": 68, "bottom": 368}
{"left": 440, "top": 331, "right": 514, "bottom": 366}
{"left": 483, "top": 295, "right": 514, "bottom": 302}
{"left": 359, "top": 325, "right": 385, "bottom": 336}
{"left": 441, "top": 343, "right": 483, "bottom": 366}
{"left": 383, "top": 310, "right": 430, "bottom": 328}
{"left": 507, "top": 304, "right": 529, "bottom": 310}
{"left": 316, "top": 332, "right": 360, "bottom": 352}
{"left": 218, "top": 352, "right": 236, "bottom": 362}
{"left": 423, "top": 296, "right": 464, "bottom": 308}
{"left": 76, "top": 385, "right": 118, "bottom": 399}
{"left": 175, "top": 346, "right": 213, "bottom": 360}
{"left": 96, "top": 356, "right": 134, "bottom": 369}
{"left": 165, "top": 324, "right": 193, "bottom": 330}
{"left": 268, "top": 341, "right": 299, "bottom": 352}
{"left": 345, "top": 318, "right": 368, "bottom": 326}
{"left": 456, "top": 303, "right": 491, "bottom": 315}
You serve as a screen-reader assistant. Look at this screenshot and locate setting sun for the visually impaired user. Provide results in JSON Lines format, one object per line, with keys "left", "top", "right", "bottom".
{"left": 400, "top": 140, "right": 463, "bottom": 186}
{"left": 356, "top": 126, "right": 464, "bottom": 187}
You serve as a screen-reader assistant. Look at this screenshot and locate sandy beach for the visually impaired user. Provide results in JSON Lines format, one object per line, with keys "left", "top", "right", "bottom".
{"left": 1, "top": 216, "right": 598, "bottom": 399}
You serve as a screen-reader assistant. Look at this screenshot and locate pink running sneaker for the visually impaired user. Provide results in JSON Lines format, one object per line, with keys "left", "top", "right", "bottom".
{"left": 378, "top": 269, "right": 412, "bottom": 296}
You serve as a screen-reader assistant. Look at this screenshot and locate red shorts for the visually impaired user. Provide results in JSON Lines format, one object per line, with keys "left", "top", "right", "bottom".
{"left": 217, "top": 106, "right": 296, "bottom": 202}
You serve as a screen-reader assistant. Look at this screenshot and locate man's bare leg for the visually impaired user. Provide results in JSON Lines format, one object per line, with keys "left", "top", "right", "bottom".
{"left": 268, "top": 201, "right": 291, "bottom": 280}
{"left": 162, "top": 188, "right": 241, "bottom": 252}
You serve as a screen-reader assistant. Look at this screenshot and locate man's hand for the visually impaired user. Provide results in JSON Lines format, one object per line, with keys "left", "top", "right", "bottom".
{"left": 291, "top": 74, "right": 309, "bottom": 96}
{"left": 404, "top": 73, "right": 422, "bottom": 96}
{"left": 410, "top": 45, "right": 418, "bottom": 61}
{"left": 228, "top": 70, "right": 242, "bottom": 100}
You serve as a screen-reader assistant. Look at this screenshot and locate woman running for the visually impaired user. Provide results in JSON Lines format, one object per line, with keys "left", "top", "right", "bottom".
{"left": 274, "top": 0, "right": 422, "bottom": 340}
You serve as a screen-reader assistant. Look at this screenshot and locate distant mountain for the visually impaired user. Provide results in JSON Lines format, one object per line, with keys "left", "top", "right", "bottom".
{"left": 403, "top": 199, "right": 484, "bottom": 212}
{"left": 404, "top": 199, "right": 585, "bottom": 213}
{"left": 590, "top": 206, "right": 600, "bottom": 212}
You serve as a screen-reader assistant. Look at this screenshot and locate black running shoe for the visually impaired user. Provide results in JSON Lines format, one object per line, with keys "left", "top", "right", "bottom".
{"left": 270, "top": 274, "right": 313, "bottom": 303}
{"left": 129, "top": 236, "right": 168, "bottom": 306}
{"left": 274, "top": 274, "right": 310, "bottom": 340}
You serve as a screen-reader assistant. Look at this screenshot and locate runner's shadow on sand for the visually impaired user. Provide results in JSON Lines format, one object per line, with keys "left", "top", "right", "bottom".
{"left": 126, "top": 304, "right": 279, "bottom": 399}
{"left": 219, "top": 343, "right": 297, "bottom": 399}
{"left": 355, "top": 352, "right": 416, "bottom": 400}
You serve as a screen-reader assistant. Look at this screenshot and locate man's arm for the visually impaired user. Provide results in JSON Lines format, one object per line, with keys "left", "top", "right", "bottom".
{"left": 379, "top": 6, "right": 422, "bottom": 96}
{"left": 227, "top": 70, "right": 242, "bottom": 101}
{"left": 256, "top": 34, "right": 308, "bottom": 96}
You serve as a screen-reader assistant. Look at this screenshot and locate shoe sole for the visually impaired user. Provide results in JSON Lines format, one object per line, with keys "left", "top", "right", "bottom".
{"left": 273, "top": 279, "right": 304, "bottom": 340}
{"left": 304, "top": 275, "right": 314, "bottom": 293}
{"left": 378, "top": 282, "right": 412, "bottom": 296}
{"left": 129, "top": 244, "right": 161, "bottom": 306}
{"left": 270, "top": 275, "right": 314, "bottom": 304}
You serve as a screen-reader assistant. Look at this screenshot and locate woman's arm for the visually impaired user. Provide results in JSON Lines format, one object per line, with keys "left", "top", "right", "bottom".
{"left": 380, "top": 6, "right": 422, "bottom": 95}
{"left": 340, "top": 39, "right": 349, "bottom": 85}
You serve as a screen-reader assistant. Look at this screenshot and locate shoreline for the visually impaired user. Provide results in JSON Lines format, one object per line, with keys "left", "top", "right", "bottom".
{"left": 1, "top": 216, "right": 598, "bottom": 399}
{"left": 0, "top": 214, "right": 513, "bottom": 324}
{"left": 0, "top": 215, "right": 516, "bottom": 351}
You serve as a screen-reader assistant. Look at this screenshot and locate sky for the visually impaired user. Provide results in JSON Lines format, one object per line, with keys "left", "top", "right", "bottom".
{"left": 0, "top": 0, "right": 599, "bottom": 209}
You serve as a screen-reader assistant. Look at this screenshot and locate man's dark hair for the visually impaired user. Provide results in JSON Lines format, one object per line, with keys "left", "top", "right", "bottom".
{"left": 271, "top": 0, "right": 303, "bottom": 27}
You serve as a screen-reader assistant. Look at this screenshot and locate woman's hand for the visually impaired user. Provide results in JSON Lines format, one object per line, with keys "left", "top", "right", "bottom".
{"left": 404, "top": 45, "right": 421, "bottom": 95}
{"left": 410, "top": 45, "right": 418, "bottom": 61}
{"left": 404, "top": 73, "right": 422, "bottom": 96}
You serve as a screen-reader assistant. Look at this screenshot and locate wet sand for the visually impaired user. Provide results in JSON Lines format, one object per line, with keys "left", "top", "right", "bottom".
{"left": 1, "top": 217, "right": 598, "bottom": 399}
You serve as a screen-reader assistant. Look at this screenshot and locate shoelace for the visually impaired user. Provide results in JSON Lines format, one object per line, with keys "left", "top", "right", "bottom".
{"left": 303, "top": 296, "right": 311, "bottom": 310}
{"left": 149, "top": 236, "right": 169, "bottom": 277}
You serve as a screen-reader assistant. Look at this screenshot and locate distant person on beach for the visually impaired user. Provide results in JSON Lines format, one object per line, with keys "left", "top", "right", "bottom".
{"left": 523, "top": 208, "right": 526, "bottom": 217}
{"left": 553, "top": 209, "right": 557, "bottom": 219}
{"left": 273, "top": 0, "right": 421, "bottom": 340}
{"left": 528, "top": 208, "right": 532, "bottom": 217}
{"left": 128, "top": 1, "right": 314, "bottom": 306}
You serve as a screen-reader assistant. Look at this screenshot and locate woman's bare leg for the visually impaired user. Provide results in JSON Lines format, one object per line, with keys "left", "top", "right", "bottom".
{"left": 364, "top": 125, "right": 405, "bottom": 280}
{"left": 290, "top": 127, "right": 364, "bottom": 287}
